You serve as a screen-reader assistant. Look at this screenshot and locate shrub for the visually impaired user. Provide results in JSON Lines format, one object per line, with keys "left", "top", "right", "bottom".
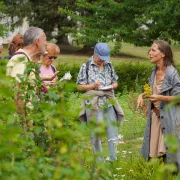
{"left": 56, "top": 62, "right": 153, "bottom": 93}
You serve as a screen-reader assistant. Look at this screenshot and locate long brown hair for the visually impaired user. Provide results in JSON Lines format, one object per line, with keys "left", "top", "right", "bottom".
{"left": 153, "top": 40, "right": 174, "bottom": 67}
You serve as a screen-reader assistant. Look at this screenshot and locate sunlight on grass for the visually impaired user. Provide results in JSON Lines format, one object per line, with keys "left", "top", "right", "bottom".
{"left": 2, "top": 42, "right": 179, "bottom": 65}
{"left": 55, "top": 42, "right": 179, "bottom": 65}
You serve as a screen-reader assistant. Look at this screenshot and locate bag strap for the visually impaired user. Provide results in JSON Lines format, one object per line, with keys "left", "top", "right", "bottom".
{"left": 86, "top": 60, "right": 90, "bottom": 83}
{"left": 13, "top": 52, "right": 31, "bottom": 62}
{"left": 85, "top": 60, "right": 113, "bottom": 83}
{"left": 51, "top": 65, "right": 56, "bottom": 73}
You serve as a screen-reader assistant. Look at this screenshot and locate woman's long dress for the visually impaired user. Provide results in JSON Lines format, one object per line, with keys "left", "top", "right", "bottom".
{"left": 149, "top": 76, "right": 166, "bottom": 157}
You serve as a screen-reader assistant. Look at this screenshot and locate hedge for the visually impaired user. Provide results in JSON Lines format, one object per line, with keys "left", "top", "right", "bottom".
{"left": 56, "top": 62, "right": 180, "bottom": 93}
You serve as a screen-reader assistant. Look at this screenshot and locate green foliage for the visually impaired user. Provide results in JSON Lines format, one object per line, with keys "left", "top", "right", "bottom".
{"left": 56, "top": 62, "right": 153, "bottom": 93}
{"left": 138, "top": 0, "right": 180, "bottom": 44}
{"left": 2, "top": 0, "right": 76, "bottom": 44}
{"left": 0, "top": 58, "right": 180, "bottom": 179}
{"left": 59, "top": 0, "right": 180, "bottom": 48}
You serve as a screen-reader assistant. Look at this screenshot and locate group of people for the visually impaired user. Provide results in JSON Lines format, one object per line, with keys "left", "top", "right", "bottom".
{"left": 4, "top": 28, "right": 59, "bottom": 86}
{"left": 3, "top": 26, "right": 180, "bottom": 173}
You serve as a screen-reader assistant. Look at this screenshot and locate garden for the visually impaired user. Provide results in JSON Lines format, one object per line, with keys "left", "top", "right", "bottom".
{"left": 0, "top": 43, "right": 180, "bottom": 180}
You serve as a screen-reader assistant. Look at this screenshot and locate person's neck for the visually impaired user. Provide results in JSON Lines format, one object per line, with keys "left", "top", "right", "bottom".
{"left": 156, "top": 62, "right": 166, "bottom": 72}
{"left": 42, "top": 64, "right": 50, "bottom": 68}
{"left": 23, "top": 45, "right": 40, "bottom": 61}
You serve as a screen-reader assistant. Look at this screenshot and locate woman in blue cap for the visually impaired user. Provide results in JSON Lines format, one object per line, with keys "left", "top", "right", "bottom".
{"left": 77, "top": 43, "right": 124, "bottom": 162}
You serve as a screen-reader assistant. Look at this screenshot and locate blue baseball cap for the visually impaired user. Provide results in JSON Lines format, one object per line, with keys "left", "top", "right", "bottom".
{"left": 94, "top": 43, "right": 110, "bottom": 61}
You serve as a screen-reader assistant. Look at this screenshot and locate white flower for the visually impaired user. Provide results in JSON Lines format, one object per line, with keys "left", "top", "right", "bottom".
{"left": 128, "top": 151, "right": 132, "bottom": 154}
{"left": 116, "top": 151, "right": 120, "bottom": 153}
{"left": 136, "top": 137, "right": 144, "bottom": 141}
{"left": 118, "top": 141, "right": 125, "bottom": 144}
{"left": 129, "top": 169, "right": 133, "bottom": 172}
{"left": 113, "top": 174, "right": 117, "bottom": 177}
{"left": 116, "top": 168, "right": 122, "bottom": 170}
{"left": 59, "top": 72, "right": 72, "bottom": 82}
{"left": 122, "top": 150, "right": 127, "bottom": 154}
{"left": 106, "top": 157, "right": 110, "bottom": 161}
{"left": 121, "top": 175, "right": 125, "bottom": 177}
{"left": 118, "top": 134, "right": 123, "bottom": 140}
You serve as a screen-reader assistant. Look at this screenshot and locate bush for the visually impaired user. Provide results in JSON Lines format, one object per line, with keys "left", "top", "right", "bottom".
{"left": 56, "top": 62, "right": 180, "bottom": 93}
{"left": 56, "top": 62, "right": 153, "bottom": 93}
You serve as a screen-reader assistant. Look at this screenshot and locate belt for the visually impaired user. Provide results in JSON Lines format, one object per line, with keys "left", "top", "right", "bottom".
{"left": 152, "top": 107, "right": 160, "bottom": 118}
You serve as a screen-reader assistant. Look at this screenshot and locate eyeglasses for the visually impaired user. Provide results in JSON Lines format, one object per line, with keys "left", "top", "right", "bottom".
{"left": 48, "top": 56, "right": 57, "bottom": 60}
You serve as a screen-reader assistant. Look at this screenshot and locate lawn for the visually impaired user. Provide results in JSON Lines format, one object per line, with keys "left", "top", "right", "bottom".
{"left": 1, "top": 42, "right": 180, "bottom": 179}
{"left": 54, "top": 42, "right": 179, "bottom": 66}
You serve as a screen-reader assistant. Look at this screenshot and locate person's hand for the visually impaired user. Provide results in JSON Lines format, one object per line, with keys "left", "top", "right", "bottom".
{"left": 49, "top": 71, "right": 59, "bottom": 80}
{"left": 42, "top": 71, "right": 59, "bottom": 81}
{"left": 148, "top": 94, "right": 162, "bottom": 103}
{"left": 136, "top": 94, "right": 144, "bottom": 109}
{"left": 50, "top": 81, "right": 56, "bottom": 85}
{"left": 93, "top": 80, "right": 102, "bottom": 89}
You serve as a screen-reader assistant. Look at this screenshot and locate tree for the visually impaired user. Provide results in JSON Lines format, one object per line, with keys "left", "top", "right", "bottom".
{"left": 59, "top": 0, "right": 180, "bottom": 49}
{"left": 136, "top": 0, "right": 180, "bottom": 45}
{"left": 2, "top": 0, "right": 180, "bottom": 48}
{"left": 0, "top": 1, "right": 8, "bottom": 37}
{"left": 2, "top": 0, "right": 76, "bottom": 44}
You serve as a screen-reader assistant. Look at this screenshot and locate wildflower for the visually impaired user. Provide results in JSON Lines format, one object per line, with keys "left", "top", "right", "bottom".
{"left": 118, "top": 134, "right": 123, "bottom": 140}
{"left": 129, "top": 169, "right": 133, "bottom": 172}
{"left": 59, "top": 71, "right": 72, "bottom": 82}
{"left": 136, "top": 137, "right": 144, "bottom": 141}
{"left": 128, "top": 151, "right": 132, "bottom": 154}
{"left": 113, "top": 174, "right": 117, "bottom": 177}
{"left": 122, "top": 150, "right": 127, "bottom": 154}
{"left": 121, "top": 175, "right": 125, "bottom": 177}
{"left": 106, "top": 157, "right": 110, "bottom": 161}
{"left": 116, "top": 168, "right": 122, "bottom": 170}
{"left": 118, "top": 141, "right": 125, "bottom": 144}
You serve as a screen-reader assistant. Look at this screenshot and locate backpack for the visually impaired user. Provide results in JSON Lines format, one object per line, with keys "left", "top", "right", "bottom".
{"left": 13, "top": 51, "right": 31, "bottom": 62}
{"left": 51, "top": 65, "right": 56, "bottom": 73}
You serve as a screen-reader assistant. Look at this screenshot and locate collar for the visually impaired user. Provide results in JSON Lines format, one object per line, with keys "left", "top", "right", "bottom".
{"left": 150, "top": 65, "right": 177, "bottom": 93}
{"left": 89, "top": 56, "right": 110, "bottom": 66}
{"left": 17, "top": 48, "right": 32, "bottom": 62}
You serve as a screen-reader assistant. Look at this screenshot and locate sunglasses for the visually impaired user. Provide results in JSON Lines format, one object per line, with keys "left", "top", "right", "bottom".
{"left": 48, "top": 56, "right": 57, "bottom": 60}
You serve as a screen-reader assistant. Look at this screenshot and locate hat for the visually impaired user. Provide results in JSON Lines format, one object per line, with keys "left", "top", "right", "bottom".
{"left": 94, "top": 43, "right": 110, "bottom": 61}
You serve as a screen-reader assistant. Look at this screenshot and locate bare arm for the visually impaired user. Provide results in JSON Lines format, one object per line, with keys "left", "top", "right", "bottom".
{"left": 112, "top": 82, "right": 118, "bottom": 89}
{"left": 136, "top": 92, "right": 147, "bottom": 109}
{"left": 40, "top": 71, "right": 59, "bottom": 81}
{"left": 77, "top": 81, "right": 101, "bottom": 91}
{"left": 148, "top": 95, "right": 174, "bottom": 103}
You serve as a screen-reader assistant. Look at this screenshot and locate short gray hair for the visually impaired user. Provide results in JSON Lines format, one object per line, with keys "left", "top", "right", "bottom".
{"left": 23, "top": 27, "right": 44, "bottom": 46}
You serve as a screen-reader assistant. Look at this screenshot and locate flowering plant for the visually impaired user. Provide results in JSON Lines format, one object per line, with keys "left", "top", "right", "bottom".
{"left": 144, "top": 83, "right": 152, "bottom": 97}
{"left": 59, "top": 71, "right": 72, "bottom": 82}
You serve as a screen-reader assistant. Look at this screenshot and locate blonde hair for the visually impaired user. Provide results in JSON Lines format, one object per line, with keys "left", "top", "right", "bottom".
{"left": 46, "top": 43, "right": 60, "bottom": 55}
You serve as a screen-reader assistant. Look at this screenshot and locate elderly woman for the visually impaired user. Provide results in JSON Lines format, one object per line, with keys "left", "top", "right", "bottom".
{"left": 40, "top": 43, "right": 60, "bottom": 87}
{"left": 137, "top": 40, "right": 180, "bottom": 172}
{"left": 5, "top": 34, "right": 24, "bottom": 60}
{"left": 77, "top": 43, "right": 124, "bottom": 162}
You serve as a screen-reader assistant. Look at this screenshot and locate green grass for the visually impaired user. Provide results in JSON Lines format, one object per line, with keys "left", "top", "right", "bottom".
{"left": 55, "top": 42, "right": 179, "bottom": 66}
{"left": 67, "top": 92, "right": 179, "bottom": 179}
{"left": 2, "top": 42, "right": 179, "bottom": 65}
